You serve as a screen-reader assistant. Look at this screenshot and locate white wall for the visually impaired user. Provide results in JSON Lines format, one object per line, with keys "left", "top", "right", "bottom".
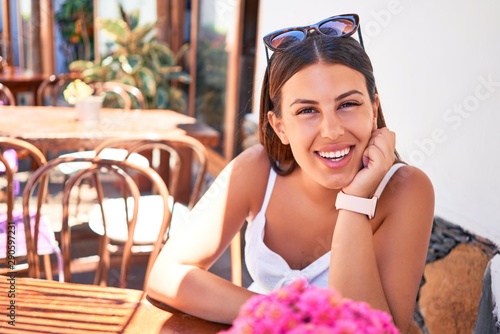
{"left": 254, "top": 0, "right": 500, "bottom": 245}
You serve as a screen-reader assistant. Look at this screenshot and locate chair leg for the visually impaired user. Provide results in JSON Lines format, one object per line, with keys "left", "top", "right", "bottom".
{"left": 43, "top": 254, "right": 53, "bottom": 280}
{"left": 94, "top": 235, "right": 110, "bottom": 286}
{"left": 73, "top": 177, "right": 85, "bottom": 220}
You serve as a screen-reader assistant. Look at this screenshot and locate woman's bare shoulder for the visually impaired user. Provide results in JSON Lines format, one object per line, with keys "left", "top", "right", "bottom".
{"left": 229, "top": 144, "right": 271, "bottom": 177}
{"left": 226, "top": 144, "right": 272, "bottom": 215}
{"left": 389, "top": 165, "right": 434, "bottom": 199}
{"left": 380, "top": 164, "right": 435, "bottom": 224}
{"left": 375, "top": 165, "right": 433, "bottom": 220}
{"left": 234, "top": 144, "right": 269, "bottom": 162}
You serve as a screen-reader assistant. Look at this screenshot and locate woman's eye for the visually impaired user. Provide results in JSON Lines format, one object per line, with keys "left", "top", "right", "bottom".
{"left": 339, "top": 101, "right": 361, "bottom": 109}
{"left": 296, "top": 107, "right": 316, "bottom": 115}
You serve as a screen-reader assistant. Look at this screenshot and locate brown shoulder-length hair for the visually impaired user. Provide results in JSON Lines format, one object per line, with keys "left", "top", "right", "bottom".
{"left": 259, "top": 35, "right": 401, "bottom": 176}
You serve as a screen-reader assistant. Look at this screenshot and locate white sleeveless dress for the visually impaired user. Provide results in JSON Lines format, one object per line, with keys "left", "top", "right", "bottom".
{"left": 244, "top": 163, "right": 405, "bottom": 294}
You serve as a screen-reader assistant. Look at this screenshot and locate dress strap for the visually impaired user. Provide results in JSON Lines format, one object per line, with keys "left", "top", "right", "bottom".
{"left": 260, "top": 169, "right": 277, "bottom": 212}
{"left": 373, "top": 163, "right": 405, "bottom": 198}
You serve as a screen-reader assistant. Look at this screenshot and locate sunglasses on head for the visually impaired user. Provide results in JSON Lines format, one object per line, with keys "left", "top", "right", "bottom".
{"left": 263, "top": 14, "right": 363, "bottom": 57}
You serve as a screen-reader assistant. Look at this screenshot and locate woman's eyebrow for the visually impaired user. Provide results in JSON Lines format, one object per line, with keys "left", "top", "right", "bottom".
{"left": 289, "top": 99, "right": 318, "bottom": 107}
{"left": 335, "top": 89, "right": 363, "bottom": 101}
{"left": 289, "top": 90, "right": 364, "bottom": 107}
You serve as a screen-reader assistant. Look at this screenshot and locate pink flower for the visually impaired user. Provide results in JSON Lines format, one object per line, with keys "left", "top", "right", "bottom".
{"left": 219, "top": 278, "right": 400, "bottom": 334}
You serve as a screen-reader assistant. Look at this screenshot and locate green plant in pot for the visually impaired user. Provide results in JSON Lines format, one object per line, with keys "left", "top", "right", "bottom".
{"left": 55, "top": 0, "right": 94, "bottom": 65}
{"left": 68, "top": 6, "right": 189, "bottom": 111}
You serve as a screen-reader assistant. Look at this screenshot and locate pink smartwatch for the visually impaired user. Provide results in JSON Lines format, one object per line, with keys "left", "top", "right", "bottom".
{"left": 335, "top": 191, "right": 378, "bottom": 219}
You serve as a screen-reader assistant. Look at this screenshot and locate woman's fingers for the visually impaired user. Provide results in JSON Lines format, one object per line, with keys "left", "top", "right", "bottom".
{"left": 343, "top": 128, "right": 397, "bottom": 197}
{"left": 366, "top": 128, "right": 396, "bottom": 167}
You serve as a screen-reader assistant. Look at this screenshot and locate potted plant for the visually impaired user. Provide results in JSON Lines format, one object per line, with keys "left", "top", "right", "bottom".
{"left": 55, "top": 0, "right": 94, "bottom": 65}
{"left": 68, "top": 5, "right": 189, "bottom": 112}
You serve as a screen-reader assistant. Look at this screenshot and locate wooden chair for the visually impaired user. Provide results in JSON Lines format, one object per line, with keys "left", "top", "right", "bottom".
{"left": 93, "top": 135, "right": 208, "bottom": 208}
{"left": 55, "top": 81, "right": 147, "bottom": 199}
{"left": 83, "top": 136, "right": 208, "bottom": 288}
{"left": 0, "top": 83, "right": 18, "bottom": 192}
{"left": 0, "top": 83, "right": 24, "bottom": 176}
{"left": 22, "top": 155, "right": 172, "bottom": 289}
{"left": 36, "top": 72, "right": 84, "bottom": 106}
{"left": 0, "top": 83, "right": 16, "bottom": 105}
{"left": 94, "top": 82, "right": 146, "bottom": 110}
{"left": 90, "top": 138, "right": 246, "bottom": 287}
{"left": 0, "top": 137, "right": 63, "bottom": 280}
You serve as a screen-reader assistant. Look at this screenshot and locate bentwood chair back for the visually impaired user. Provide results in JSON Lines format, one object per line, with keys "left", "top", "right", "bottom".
{"left": 36, "top": 72, "right": 84, "bottom": 106}
{"left": 93, "top": 135, "right": 208, "bottom": 209}
{"left": 54, "top": 81, "right": 147, "bottom": 198}
{"left": 0, "top": 86, "right": 31, "bottom": 164}
{"left": 0, "top": 84, "right": 18, "bottom": 191}
{"left": 83, "top": 136, "right": 207, "bottom": 286}
{"left": 0, "top": 137, "right": 63, "bottom": 280}
{"left": 22, "top": 156, "right": 172, "bottom": 289}
{"left": 0, "top": 83, "right": 16, "bottom": 105}
{"left": 94, "top": 82, "right": 146, "bottom": 110}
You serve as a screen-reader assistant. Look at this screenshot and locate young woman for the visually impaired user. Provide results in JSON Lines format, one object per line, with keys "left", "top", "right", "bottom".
{"left": 147, "top": 14, "right": 434, "bottom": 332}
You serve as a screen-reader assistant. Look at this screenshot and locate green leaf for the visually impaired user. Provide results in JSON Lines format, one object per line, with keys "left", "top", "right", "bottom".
{"left": 68, "top": 60, "right": 94, "bottom": 72}
{"left": 168, "top": 87, "right": 187, "bottom": 113}
{"left": 100, "top": 56, "right": 115, "bottom": 67}
{"left": 155, "top": 85, "right": 169, "bottom": 109}
{"left": 113, "top": 73, "right": 137, "bottom": 87}
{"left": 119, "top": 54, "right": 143, "bottom": 74}
{"left": 136, "top": 67, "right": 156, "bottom": 97}
{"left": 97, "top": 18, "right": 129, "bottom": 45}
{"left": 128, "top": 9, "right": 141, "bottom": 30}
{"left": 81, "top": 67, "right": 107, "bottom": 81}
{"left": 130, "top": 22, "right": 155, "bottom": 45}
{"left": 148, "top": 42, "right": 175, "bottom": 66}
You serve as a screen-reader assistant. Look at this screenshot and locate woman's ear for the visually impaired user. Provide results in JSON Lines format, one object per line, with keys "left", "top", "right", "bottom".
{"left": 267, "top": 111, "right": 290, "bottom": 145}
{"left": 372, "top": 94, "right": 380, "bottom": 130}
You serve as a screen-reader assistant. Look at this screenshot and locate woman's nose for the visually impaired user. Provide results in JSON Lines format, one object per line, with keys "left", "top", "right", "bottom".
{"left": 320, "top": 113, "right": 344, "bottom": 139}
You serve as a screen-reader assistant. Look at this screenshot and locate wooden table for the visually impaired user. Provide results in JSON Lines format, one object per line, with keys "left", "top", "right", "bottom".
{"left": 0, "top": 106, "right": 220, "bottom": 202}
{"left": 0, "top": 67, "right": 46, "bottom": 105}
{"left": 0, "top": 277, "right": 229, "bottom": 333}
{"left": 0, "top": 106, "right": 219, "bottom": 151}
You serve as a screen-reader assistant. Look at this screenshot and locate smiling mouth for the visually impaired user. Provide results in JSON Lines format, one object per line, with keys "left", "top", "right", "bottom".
{"left": 316, "top": 146, "right": 351, "bottom": 161}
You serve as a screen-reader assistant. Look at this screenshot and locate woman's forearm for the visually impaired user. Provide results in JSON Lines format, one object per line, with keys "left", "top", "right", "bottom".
{"left": 147, "top": 261, "right": 255, "bottom": 324}
{"left": 328, "top": 210, "right": 391, "bottom": 314}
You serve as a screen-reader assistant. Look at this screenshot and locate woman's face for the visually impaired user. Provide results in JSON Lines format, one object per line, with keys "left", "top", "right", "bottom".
{"left": 269, "top": 62, "right": 378, "bottom": 189}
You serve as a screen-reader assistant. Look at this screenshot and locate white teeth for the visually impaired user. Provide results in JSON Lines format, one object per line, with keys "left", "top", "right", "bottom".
{"left": 318, "top": 147, "right": 350, "bottom": 160}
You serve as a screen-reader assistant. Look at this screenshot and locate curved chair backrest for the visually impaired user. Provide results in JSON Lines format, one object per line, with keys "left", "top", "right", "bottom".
{"left": 0, "top": 83, "right": 16, "bottom": 105}
{"left": 22, "top": 155, "right": 172, "bottom": 288}
{"left": 94, "top": 82, "right": 146, "bottom": 110}
{"left": 1, "top": 137, "right": 48, "bottom": 276}
{"left": 94, "top": 135, "right": 208, "bottom": 209}
{"left": 36, "top": 72, "right": 85, "bottom": 106}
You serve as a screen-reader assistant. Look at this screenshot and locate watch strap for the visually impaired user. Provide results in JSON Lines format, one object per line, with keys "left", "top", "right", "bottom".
{"left": 335, "top": 191, "right": 378, "bottom": 219}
